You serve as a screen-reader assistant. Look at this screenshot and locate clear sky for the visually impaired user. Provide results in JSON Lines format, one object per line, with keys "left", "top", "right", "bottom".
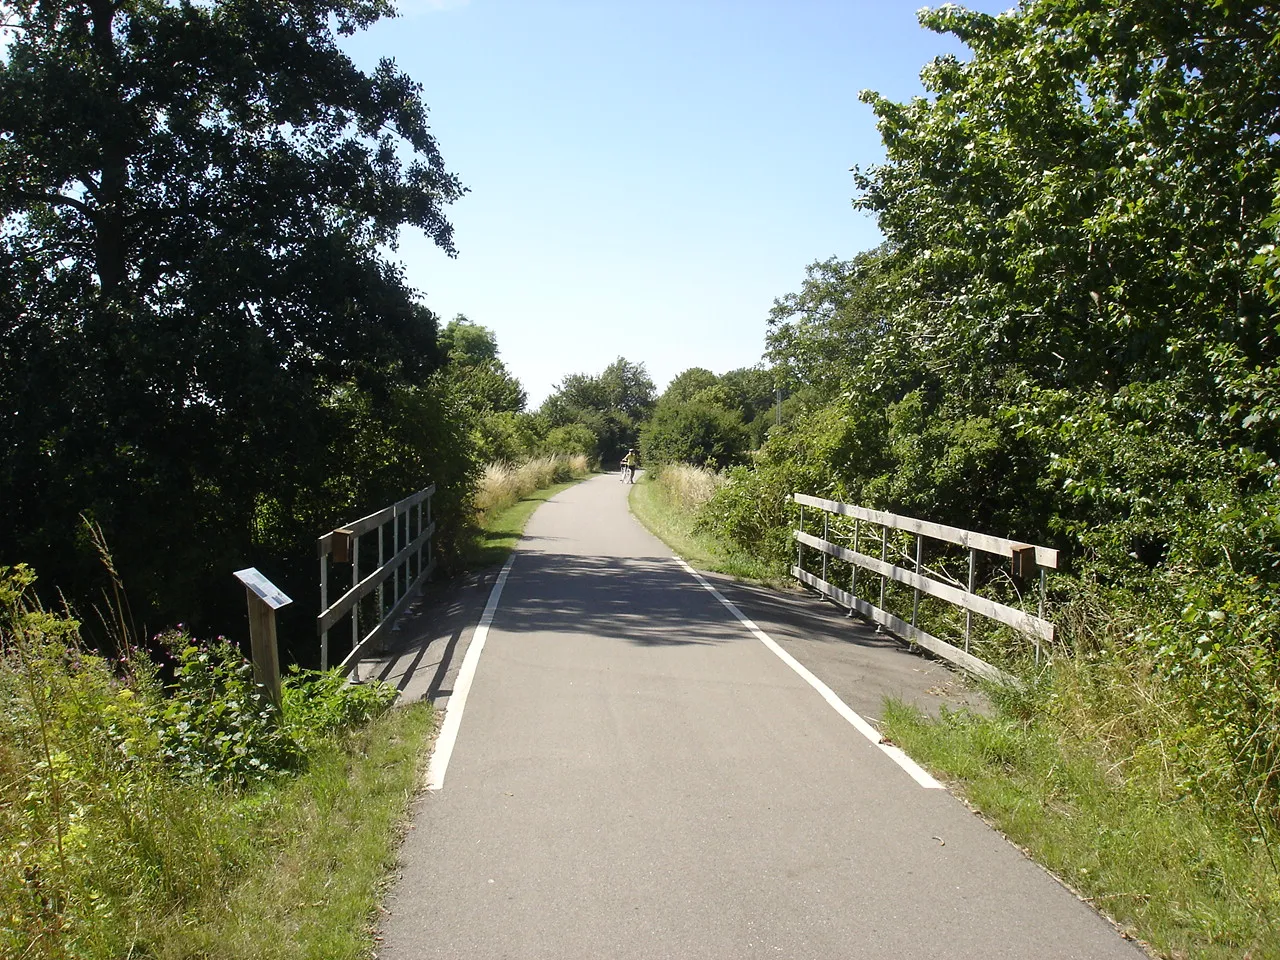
{"left": 340, "top": 1, "right": 1010, "bottom": 406}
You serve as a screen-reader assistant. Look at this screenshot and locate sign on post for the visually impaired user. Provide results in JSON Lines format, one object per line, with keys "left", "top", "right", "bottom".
{"left": 233, "top": 567, "right": 292, "bottom": 707}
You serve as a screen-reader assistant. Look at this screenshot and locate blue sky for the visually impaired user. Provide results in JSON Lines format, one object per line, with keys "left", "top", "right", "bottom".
{"left": 341, "top": 1, "right": 1010, "bottom": 406}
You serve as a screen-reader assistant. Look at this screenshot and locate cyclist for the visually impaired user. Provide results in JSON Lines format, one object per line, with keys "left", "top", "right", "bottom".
{"left": 620, "top": 448, "right": 638, "bottom": 483}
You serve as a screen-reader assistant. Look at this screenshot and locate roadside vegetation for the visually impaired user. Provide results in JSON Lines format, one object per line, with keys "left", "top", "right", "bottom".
{"left": 1, "top": 565, "right": 426, "bottom": 960}
{"left": 629, "top": 465, "right": 783, "bottom": 584}
{"left": 883, "top": 694, "right": 1278, "bottom": 959}
{"left": 629, "top": 5, "right": 1280, "bottom": 954}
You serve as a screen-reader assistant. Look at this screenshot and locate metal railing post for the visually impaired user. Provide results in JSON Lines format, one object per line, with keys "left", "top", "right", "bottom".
{"left": 821, "top": 512, "right": 829, "bottom": 585}
{"left": 965, "top": 548, "right": 976, "bottom": 653}
{"left": 394, "top": 504, "right": 402, "bottom": 605}
{"left": 1037, "top": 566, "right": 1047, "bottom": 665}
{"left": 350, "top": 533, "right": 361, "bottom": 683}
{"left": 912, "top": 534, "right": 922, "bottom": 627}
{"left": 878, "top": 524, "right": 887, "bottom": 630}
{"left": 797, "top": 504, "right": 805, "bottom": 571}
{"left": 319, "top": 551, "right": 329, "bottom": 671}
{"left": 378, "top": 522, "right": 386, "bottom": 618}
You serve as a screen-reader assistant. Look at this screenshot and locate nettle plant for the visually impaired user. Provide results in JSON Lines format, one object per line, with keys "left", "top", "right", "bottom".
{"left": 154, "top": 631, "right": 303, "bottom": 787}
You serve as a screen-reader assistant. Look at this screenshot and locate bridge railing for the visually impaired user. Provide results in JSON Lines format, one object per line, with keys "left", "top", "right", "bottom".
{"left": 791, "top": 494, "right": 1057, "bottom": 684}
{"left": 317, "top": 484, "right": 436, "bottom": 676}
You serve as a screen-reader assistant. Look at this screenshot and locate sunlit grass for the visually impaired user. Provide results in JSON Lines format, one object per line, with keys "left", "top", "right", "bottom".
{"left": 154, "top": 704, "right": 435, "bottom": 960}
{"left": 473, "top": 454, "right": 589, "bottom": 520}
{"left": 882, "top": 698, "right": 1280, "bottom": 960}
{"left": 629, "top": 468, "right": 785, "bottom": 583}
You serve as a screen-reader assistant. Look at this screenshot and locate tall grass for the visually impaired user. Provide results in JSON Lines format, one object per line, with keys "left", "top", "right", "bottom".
{"left": 651, "top": 462, "right": 722, "bottom": 512}
{"left": 0, "top": 564, "right": 427, "bottom": 960}
{"left": 629, "top": 465, "right": 784, "bottom": 583}
{"left": 474, "top": 454, "right": 590, "bottom": 520}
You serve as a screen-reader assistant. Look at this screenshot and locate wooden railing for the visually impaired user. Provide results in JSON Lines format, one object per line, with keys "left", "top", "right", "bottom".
{"left": 317, "top": 485, "right": 436, "bottom": 676}
{"left": 791, "top": 494, "right": 1057, "bottom": 684}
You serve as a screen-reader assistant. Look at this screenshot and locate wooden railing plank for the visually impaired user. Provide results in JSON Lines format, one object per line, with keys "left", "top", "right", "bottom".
{"left": 792, "top": 494, "right": 1058, "bottom": 569}
{"left": 792, "top": 567, "right": 1015, "bottom": 686}
{"left": 793, "top": 530, "right": 1054, "bottom": 644}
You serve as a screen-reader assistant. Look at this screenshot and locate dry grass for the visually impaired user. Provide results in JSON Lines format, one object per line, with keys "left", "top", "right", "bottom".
{"left": 651, "top": 463, "right": 722, "bottom": 513}
{"left": 474, "top": 454, "right": 590, "bottom": 521}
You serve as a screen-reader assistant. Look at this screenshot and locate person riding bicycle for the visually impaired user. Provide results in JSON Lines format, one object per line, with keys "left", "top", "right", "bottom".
{"left": 620, "top": 448, "right": 638, "bottom": 483}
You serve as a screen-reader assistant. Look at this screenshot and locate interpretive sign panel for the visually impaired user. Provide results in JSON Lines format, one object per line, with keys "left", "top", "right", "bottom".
{"left": 233, "top": 567, "right": 293, "bottom": 610}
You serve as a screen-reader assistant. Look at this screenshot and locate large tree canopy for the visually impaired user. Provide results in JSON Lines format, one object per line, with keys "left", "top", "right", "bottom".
{"left": 0, "top": 0, "right": 466, "bottom": 635}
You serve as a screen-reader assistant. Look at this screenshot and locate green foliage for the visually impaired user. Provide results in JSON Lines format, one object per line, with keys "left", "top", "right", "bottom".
{"left": 280, "top": 666, "right": 400, "bottom": 751}
{"left": 540, "top": 423, "right": 600, "bottom": 460}
{"left": 659, "top": 368, "right": 720, "bottom": 405}
{"left": 155, "top": 632, "right": 302, "bottom": 787}
{"left": 639, "top": 400, "right": 748, "bottom": 469}
{"left": 1, "top": 564, "right": 405, "bottom": 959}
{"left": 628, "top": 471, "right": 783, "bottom": 584}
{"left": 0, "top": 0, "right": 470, "bottom": 639}
{"left": 702, "top": 0, "right": 1280, "bottom": 847}
{"left": 539, "top": 357, "right": 655, "bottom": 464}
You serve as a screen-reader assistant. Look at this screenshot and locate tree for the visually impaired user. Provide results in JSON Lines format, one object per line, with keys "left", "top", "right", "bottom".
{"left": 439, "top": 316, "right": 526, "bottom": 414}
{"left": 598, "top": 357, "right": 656, "bottom": 423}
{"left": 716, "top": 0, "right": 1280, "bottom": 833}
{"left": 539, "top": 358, "right": 654, "bottom": 464}
{"left": 660, "top": 368, "right": 719, "bottom": 406}
{"left": 0, "top": 0, "right": 466, "bottom": 634}
{"left": 639, "top": 401, "right": 748, "bottom": 469}
{"left": 439, "top": 315, "right": 499, "bottom": 366}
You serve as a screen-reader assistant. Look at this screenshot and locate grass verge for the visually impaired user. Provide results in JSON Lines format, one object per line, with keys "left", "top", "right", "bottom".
{"left": 2, "top": 561, "right": 437, "bottom": 960}
{"left": 628, "top": 471, "right": 784, "bottom": 583}
{"left": 157, "top": 703, "right": 436, "bottom": 960}
{"left": 882, "top": 698, "right": 1280, "bottom": 959}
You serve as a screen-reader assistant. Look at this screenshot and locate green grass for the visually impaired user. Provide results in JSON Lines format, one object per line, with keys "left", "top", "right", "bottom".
{"left": 464, "top": 476, "right": 586, "bottom": 570}
{"left": 628, "top": 473, "right": 785, "bottom": 583}
{"left": 155, "top": 702, "right": 436, "bottom": 960}
{"left": 882, "top": 699, "right": 1280, "bottom": 960}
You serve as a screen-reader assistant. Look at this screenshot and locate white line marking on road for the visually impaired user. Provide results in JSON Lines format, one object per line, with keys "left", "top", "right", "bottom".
{"left": 425, "top": 556, "right": 515, "bottom": 791}
{"left": 673, "top": 557, "right": 943, "bottom": 790}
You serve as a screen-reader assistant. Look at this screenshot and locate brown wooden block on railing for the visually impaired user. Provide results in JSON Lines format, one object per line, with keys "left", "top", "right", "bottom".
{"left": 1010, "top": 545, "right": 1036, "bottom": 578}
{"left": 332, "top": 528, "right": 354, "bottom": 564}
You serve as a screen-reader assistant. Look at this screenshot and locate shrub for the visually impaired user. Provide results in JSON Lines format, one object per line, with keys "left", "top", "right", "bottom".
{"left": 639, "top": 400, "right": 748, "bottom": 468}
{"left": 155, "top": 631, "right": 302, "bottom": 787}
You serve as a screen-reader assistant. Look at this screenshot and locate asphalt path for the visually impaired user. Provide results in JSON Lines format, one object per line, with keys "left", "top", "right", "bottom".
{"left": 375, "top": 473, "right": 1145, "bottom": 960}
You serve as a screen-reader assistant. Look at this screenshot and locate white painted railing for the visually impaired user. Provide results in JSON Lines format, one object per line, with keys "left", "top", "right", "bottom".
{"left": 317, "top": 485, "right": 436, "bottom": 675}
{"left": 791, "top": 494, "right": 1057, "bottom": 684}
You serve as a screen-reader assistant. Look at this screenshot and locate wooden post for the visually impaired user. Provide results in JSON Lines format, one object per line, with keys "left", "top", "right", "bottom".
{"left": 234, "top": 568, "right": 292, "bottom": 709}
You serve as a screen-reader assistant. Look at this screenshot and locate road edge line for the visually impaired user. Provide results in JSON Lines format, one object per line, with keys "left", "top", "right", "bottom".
{"left": 673, "top": 557, "right": 943, "bottom": 790}
{"left": 424, "top": 556, "right": 516, "bottom": 791}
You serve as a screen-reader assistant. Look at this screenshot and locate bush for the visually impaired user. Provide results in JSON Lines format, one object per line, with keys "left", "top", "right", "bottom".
{"left": 155, "top": 631, "right": 302, "bottom": 786}
{"left": 540, "top": 423, "right": 599, "bottom": 460}
{"left": 639, "top": 400, "right": 748, "bottom": 468}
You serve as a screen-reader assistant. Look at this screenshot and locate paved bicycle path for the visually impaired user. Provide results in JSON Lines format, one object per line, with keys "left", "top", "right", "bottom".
{"left": 376, "top": 474, "right": 1144, "bottom": 959}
